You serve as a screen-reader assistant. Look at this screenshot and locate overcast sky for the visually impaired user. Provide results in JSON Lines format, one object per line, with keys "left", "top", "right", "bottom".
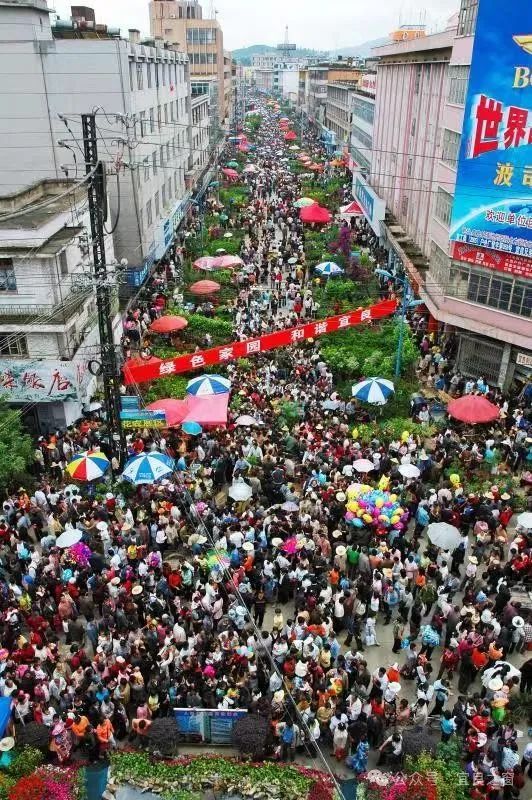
{"left": 53, "top": 0, "right": 458, "bottom": 50}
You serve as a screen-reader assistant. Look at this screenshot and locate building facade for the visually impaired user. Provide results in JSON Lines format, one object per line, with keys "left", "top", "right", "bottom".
{"left": 325, "top": 82, "right": 356, "bottom": 149}
{"left": 149, "top": 0, "right": 231, "bottom": 126}
{"left": 355, "top": 1, "right": 531, "bottom": 388}
{"left": 0, "top": 180, "right": 117, "bottom": 430}
{"left": 349, "top": 75, "right": 376, "bottom": 174}
{"left": 0, "top": 1, "right": 198, "bottom": 284}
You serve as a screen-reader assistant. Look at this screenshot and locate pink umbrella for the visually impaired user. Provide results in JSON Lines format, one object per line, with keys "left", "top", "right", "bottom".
{"left": 189, "top": 280, "right": 221, "bottom": 295}
{"left": 447, "top": 395, "right": 500, "bottom": 424}
{"left": 146, "top": 398, "right": 188, "bottom": 427}
{"left": 222, "top": 168, "right": 239, "bottom": 179}
{"left": 214, "top": 255, "right": 243, "bottom": 268}
{"left": 149, "top": 315, "right": 188, "bottom": 334}
{"left": 193, "top": 256, "right": 218, "bottom": 270}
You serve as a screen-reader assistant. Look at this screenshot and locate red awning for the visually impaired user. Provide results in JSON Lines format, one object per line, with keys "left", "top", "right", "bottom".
{"left": 341, "top": 201, "right": 364, "bottom": 216}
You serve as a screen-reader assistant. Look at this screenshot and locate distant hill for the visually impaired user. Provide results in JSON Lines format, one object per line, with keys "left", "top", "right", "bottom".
{"left": 232, "top": 44, "right": 324, "bottom": 65}
{"left": 329, "top": 37, "right": 390, "bottom": 59}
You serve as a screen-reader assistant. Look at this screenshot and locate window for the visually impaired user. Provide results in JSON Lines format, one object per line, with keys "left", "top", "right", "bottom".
{"left": 136, "top": 61, "right": 144, "bottom": 90}
{"left": 441, "top": 128, "right": 461, "bottom": 167}
{"left": 351, "top": 124, "right": 372, "bottom": 150}
{"left": 59, "top": 250, "right": 68, "bottom": 276}
{"left": 186, "top": 27, "right": 217, "bottom": 44}
{"left": 149, "top": 108, "right": 155, "bottom": 133}
{"left": 401, "top": 195, "right": 409, "bottom": 217}
{"left": 139, "top": 110, "right": 147, "bottom": 137}
{"left": 146, "top": 62, "right": 152, "bottom": 89}
{"left": 407, "top": 158, "right": 413, "bottom": 177}
{"left": 448, "top": 263, "right": 532, "bottom": 318}
{"left": 429, "top": 242, "right": 450, "bottom": 289}
{"left": 154, "top": 191, "right": 160, "bottom": 217}
{"left": 128, "top": 61, "right": 134, "bottom": 91}
{"left": 164, "top": 103, "right": 168, "bottom": 123}
{"left": 434, "top": 187, "right": 454, "bottom": 227}
{"left": 146, "top": 200, "right": 153, "bottom": 227}
{"left": 0, "top": 260, "right": 16, "bottom": 291}
{"left": 414, "top": 64, "right": 422, "bottom": 94}
{"left": 166, "top": 142, "right": 171, "bottom": 161}
{"left": 159, "top": 145, "right": 164, "bottom": 168}
{"left": 152, "top": 151, "right": 158, "bottom": 175}
{"left": 447, "top": 65, "right": 470, "bottom": 105}
{"left": 457, "top": 0, "right": 478, "bottom": 37}
{"left": 0, "top": 334, "right": 27, "bottom": 357}
{"left": 352, "top": 97, "right": 374, "bottom": 125}
{"left": 162, "top": 184, "right": 166, "bottom": 208}
{"left": 144, "top": 158, "right": 150, "bottom": 182}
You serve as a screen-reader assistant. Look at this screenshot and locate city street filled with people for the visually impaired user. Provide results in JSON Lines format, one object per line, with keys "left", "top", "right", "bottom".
{"left": 0, "top": 97, "right": 531, "bottom": 800}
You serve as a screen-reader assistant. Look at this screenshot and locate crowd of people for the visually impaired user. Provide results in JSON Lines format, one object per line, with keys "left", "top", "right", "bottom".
{"left": 0, "top": 98, "right": 531, "bottom": 800}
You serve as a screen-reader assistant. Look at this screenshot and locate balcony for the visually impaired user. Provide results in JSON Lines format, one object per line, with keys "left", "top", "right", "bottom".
{"left": 0, "top": 289, "right": 91, "bottom": 326}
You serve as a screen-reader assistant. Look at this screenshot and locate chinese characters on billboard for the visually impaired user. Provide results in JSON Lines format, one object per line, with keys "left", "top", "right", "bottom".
{"left": 449, "top": 1, "right": 532, "bottom": 257}
{"left": 0, "top": 361, "right": 78, "bottom": 403}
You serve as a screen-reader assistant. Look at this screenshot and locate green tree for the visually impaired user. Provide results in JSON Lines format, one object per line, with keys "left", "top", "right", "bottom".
{"left": 0, "top": 405, "right": 33, "bottom": 491}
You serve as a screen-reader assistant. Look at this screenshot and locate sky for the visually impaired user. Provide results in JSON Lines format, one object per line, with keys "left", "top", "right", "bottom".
{"left": 53, "top": 0, "right": 458, "bottom": 51}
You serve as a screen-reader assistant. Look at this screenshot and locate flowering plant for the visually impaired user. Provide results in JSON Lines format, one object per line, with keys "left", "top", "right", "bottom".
{"left": 7, "top": 774, "right": 45, "bottom": 800}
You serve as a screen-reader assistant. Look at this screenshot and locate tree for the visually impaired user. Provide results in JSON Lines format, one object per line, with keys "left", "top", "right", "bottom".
{"left": 0, "top": 405, "right": 33, "bottom": 491}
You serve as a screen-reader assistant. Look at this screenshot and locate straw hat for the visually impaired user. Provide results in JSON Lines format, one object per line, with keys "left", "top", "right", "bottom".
{"left": 273, "top": 689, "right": 285, "bottom": 703}
{"left": 468, "top": 555, "right": 478, "bottom": 564}
{"left": 332, "top": 529, "right": 343, "bottom": 539}
{"left": 336, "top": 545, "right": 347, "bottom": 556}
{"left": 196, "top": 535, "right": 208, "bottom": 545}
{"left": 131, "top": 585, "right": 143, "bottom": 596}
{"left": 512, "top": 616, "right": 525, "bottom": 629}
{"left": 110, "top": 577, "right": 120, "bottom": 586}
{"left": 271, "top": 537, "right": 283, "bottom": 547}
{"left": 488, "top": 677, "right": 504, "bottom": 691}
{"left": 336, "top": 492, "right": 346, "bottom": 502}
{"left": 242, "top": 541, "right": 254, "bottom": 552}
{"left": 0, "top": 738, "right": 14, "bottom": 752}
{"left": 500, "top": 492, "right": 511, "bottom": 500}
{"left": 388, "top": 681, "right": 401, "bottom": 695}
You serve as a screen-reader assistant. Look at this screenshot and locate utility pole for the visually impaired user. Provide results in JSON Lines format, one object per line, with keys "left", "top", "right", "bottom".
{"left": 82, "top": 113, "right": 127, "bottom": 468}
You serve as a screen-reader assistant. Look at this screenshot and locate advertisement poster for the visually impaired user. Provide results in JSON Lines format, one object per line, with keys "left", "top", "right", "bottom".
{"left": 174, "top": 709, "right": 246, "bottom": 744}
{"left": 450, "top": 1, "right": 532, "bottom": 256}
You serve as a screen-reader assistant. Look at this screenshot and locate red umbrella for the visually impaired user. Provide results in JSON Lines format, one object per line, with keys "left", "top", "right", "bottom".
{"left": 284, "top": 131, "right": 297, "bottom": 141}
{"left": 300, "top": 204, "right": 332, "bottom": 224}
{"left": 146, "top": 398, "right": 188, "bottom": 427}
{"left": 447, "top": 395, "right": 500, "bottom": 424}
{"left": 149, "top": 315, "right": 188, "bottom": 334}
{"left": 189, "top": 280, "right": 221, "bottom": 295}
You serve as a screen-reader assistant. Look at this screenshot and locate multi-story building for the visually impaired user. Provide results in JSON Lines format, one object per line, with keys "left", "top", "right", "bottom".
{"left": 356, "top": 3, "right": 531, "bottom": 388}
{"left": 349, "top": 73, "right": 376, "bottom": 174}
{"left": 325, "top": 82, "right": 357, "bottom": 150}
{"left": 149, "top": 0, "right": 231, "bottom": 126}
{"left": 0, "top": 1, "right": 197, "bottom": 288}
{"left": 0, "top": 180, "right": 117, "bottom": 430}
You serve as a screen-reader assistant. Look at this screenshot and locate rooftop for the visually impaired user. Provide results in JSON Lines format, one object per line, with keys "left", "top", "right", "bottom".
{"left": 0, "top": 226, "right": 83, "bottom": 256}
{"left": 0, "top": 186, "right": 86, "bottom": 231}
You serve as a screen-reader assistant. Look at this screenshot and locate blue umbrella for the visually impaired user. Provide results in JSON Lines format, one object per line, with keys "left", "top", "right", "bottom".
{"left": 122, "top": 453, "right": 175, "bottom": 484}
{"left": 315, "top": 261, "right": 344, "bottom": 276}
{"left": 182, "top": 421, "right": 202, "bottom": 436}
{"left": 186, "top": 374, "right": 231, "bottom": 396}
{"left": 352, "top": 378, "right": 395, "bottom": 404}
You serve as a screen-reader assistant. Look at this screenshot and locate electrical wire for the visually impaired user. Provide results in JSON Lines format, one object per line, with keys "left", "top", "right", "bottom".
{"left": 0, "top": 166, "right": 98, "bottom": 222}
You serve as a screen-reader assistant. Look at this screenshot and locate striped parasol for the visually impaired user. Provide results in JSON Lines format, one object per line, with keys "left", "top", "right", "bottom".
{"left": 66, "top": 451, "right": 110, "bottom": 481}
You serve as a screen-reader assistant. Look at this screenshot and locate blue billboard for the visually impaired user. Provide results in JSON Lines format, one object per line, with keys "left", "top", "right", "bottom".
{"left": 450, "top": 1, "right": 532, "bottom": 257}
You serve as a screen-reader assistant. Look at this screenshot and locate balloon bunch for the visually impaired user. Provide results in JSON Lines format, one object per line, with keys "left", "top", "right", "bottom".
{"left": 344, "top": 484, "right": 409, "bottom": 532}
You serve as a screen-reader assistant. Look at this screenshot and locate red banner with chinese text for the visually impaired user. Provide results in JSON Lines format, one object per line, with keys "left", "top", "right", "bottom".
{"left": 450, "top": 242, "right": 532, "bottom": 279}
{"left": 124, "top": 299, "right": 397, "bottom": 384}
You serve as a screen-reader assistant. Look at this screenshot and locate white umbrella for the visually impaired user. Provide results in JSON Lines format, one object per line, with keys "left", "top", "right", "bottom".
{"left": 427, "top": 522, "right": 462, "bottom": 551}
{"left": 398, "top": 464, "right": 420, "bottom": 479}
{"left": 352, "top": 378, "right": 395, "bottom": 405}
{"left": 228, "top": 480, "right": 253, "bottom": 501}
{"left": 56, "top": 528, "right": 83, "bottom": 548}
{"left": 235, "top": 415, "right": 258, "bottom": 426}
{"left": 353, "top": 459, "right": 375, "bottom": 473}
{"left": 281, "top": 501, "right": 299, "bottom": 512}
{"left": 517, "top": 512, "right": 532, "bottom": 529}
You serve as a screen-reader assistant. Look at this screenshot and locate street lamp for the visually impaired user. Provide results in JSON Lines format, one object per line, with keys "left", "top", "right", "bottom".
{"left": 375, "top": 268, "right": 411, "bottom": 378}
